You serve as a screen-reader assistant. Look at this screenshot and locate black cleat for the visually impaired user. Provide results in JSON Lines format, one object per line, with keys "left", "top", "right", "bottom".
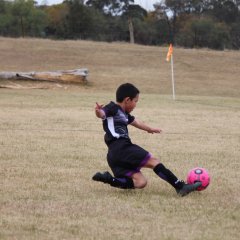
{"left": 176, "top": 181, "right": 202, "bottom": 197}
{"left": 92, "top": 171, "right": 113, "bottom": 184}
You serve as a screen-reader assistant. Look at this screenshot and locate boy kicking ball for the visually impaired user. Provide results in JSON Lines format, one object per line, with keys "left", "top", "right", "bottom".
{"left": 92, "top": 83, "right": 201, "bottom": 196}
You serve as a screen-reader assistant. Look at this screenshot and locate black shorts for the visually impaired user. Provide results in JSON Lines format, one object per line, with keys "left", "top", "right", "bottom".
{"left": 107, "top": 138, "right": 151, "bottom": 177}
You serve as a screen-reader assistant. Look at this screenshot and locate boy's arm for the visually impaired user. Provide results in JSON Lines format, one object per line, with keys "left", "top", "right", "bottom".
{"left": 130, "top": 118, "right": 162, "bottom": 134}
{"left": 95, "top": 102, "right": 106, "bottom": 119}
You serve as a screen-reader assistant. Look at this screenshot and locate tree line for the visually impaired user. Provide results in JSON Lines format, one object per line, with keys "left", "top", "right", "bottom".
{"left": 0, "top": 0, "right": 239, "bottom": 50}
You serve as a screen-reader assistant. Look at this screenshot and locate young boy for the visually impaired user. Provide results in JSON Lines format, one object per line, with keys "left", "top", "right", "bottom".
{"left": 92, "top": 83, "right": 201, "bottom": 196}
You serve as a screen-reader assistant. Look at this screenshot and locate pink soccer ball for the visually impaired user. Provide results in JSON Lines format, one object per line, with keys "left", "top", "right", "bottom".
{"left": 187, "top": 167, "right": 210, "bottom": 191}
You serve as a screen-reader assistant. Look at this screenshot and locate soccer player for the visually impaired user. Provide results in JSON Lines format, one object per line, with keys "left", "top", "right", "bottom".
{"left": 92, "top": 83, "right": 201, "bottom": 196}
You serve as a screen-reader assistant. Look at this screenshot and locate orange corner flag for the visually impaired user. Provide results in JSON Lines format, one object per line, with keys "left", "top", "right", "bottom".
{"left": 166, "top": 44, "right": 173, "bottom": 62}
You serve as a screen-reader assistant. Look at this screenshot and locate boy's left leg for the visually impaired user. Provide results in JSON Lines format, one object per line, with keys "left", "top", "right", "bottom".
{"left": 92, "top": 172, "right": 147, "bottom": 189}
{"left": 92, "top": 171, "right": 135, "bottom": 189}
{"left": 92, "top": 171, "right": 147, "bottom": 189}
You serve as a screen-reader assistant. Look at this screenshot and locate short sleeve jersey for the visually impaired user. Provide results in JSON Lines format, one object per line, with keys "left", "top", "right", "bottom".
{"left": 102, "top": 101, "right": 135, "bottom": 145}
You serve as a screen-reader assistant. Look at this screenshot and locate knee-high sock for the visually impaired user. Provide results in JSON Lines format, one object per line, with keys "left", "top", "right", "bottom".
{"left": 153, "top": 163, "right": 184, "bottom": 190}
{"left": 110, "top": 177, "right": 135, "bottom": 189}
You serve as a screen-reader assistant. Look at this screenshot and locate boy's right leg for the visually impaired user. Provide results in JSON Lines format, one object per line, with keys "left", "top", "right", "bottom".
{"left": 144, "top": 157, "right": 202, "bottom": 196}
{"left": 92, "top": 171, "right": 135, "bottom": 189}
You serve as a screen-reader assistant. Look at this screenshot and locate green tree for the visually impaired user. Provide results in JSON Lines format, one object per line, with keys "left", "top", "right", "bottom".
{"left": 209, "top": 22, "right": 230, "bottom": 49}
{"left": 133, "top": 11, "right": 170, "bottom": 45}
{"left": 209, "top": 0, "right": 239, "bottom": 23}
{"left": 64, "top": 0, "right": 93, "bottom": 38}
{"left": 177, "top": 17, "right": 229, "bottom": 49}
{"left": 153, "top": 0, "right": 188, "bottom": 43}
{"left": 64, "top": 0, "right": 109, "bottom": 40}
{"left": 152, "top": 0, "right": 238, "bottom": 49}
{"left": 123, "top": 4, "right": 147, "bottom": 19}
{"left": 44, "top": 3, "right": 69, "bottom": 37}
{"left": 2, "top": 0, "right": 47, "bottom": 37}
{"left": 85, "top": 7, "right": 109, "bottom": 41}
{"left": 0, "top": 0, "right": 13, "bottom": 36}
{"left": 86, "top": 0, "right": 134, "bottom": 15}
{"left": 230, "top": 21, "right": 240, "bottom": 49}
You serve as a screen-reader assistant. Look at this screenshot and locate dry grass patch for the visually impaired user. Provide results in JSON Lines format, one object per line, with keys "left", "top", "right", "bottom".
{"left": 0, "top": 37, "right": 240, "bottom": 97}
{"left": 0, "top": 38, "right": 239, "bottom": 239}
{"left": 0, "top": 89, "right": 239, "bottom": 240}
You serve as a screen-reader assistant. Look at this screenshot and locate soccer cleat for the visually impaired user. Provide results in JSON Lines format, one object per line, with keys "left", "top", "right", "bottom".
{"left": 176, "top": 181, "right": 202, "bottom": 197}
{"left": 92, "top": 171, "right": 113, "bottom": 184}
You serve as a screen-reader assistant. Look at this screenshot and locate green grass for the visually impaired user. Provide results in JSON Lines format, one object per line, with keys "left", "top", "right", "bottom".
{"left": 0, "top": 89, "right": 239, "bottom": 240}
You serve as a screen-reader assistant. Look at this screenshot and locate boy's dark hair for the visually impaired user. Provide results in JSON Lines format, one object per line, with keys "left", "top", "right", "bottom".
{"left": 116, "top": 83, "right": 140, "bottom": 102}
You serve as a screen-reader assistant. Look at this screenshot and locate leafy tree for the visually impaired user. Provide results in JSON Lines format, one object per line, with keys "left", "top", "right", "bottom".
{"left": 0, "top": 0, "right": 7, "bottom": 14}
{"left": 0, "top": 0, "right": 239, "bottom": 50}
{"left": 0, "top": 1, "right": 12, "bottom": 36}
{"left": 209, "top": 22, "right": 230, "bottom": 49}
{"left": 177, "top": 17, "right": 229, "bottom": 49}
{"left": 86, "top": 0, "right": 134, "bottom": 15}
{"left": 64, "top": 0, "right": 93, "bottom": 38}
{"left": 230, "top": 21, "right": 240, "bottom": 49}
{"left": 27, "top": 6, "right": 47, "bottom": 37}
{"left": 107, "top": 16, "right": 129, "bottom": 41}
{"left": 131, "top": 16, "right": 169, "bottom": 45}
{"left": 121, "top": 4, "right": 148, "bottom": 43}
{"left": 124, "top": 4, "right": 147, "bottom": 19}
{"left": 85, "top": 7, "right": 110, "bottom": 41}
{"left": 45, "top": 3, "right": 69, "bottom": 37}
{"left": 209, "top": 0, "right": 239, "bottom": 23}
{"left": 0, "top": 0, "right": 47, "bottom": 37}
{"left": 63, "top": 0, "right": 109, "bottom": 40}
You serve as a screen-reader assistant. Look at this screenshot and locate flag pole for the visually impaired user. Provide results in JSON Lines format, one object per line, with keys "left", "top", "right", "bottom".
{"left": 171, "top": 54, "right": 176, "bottom": 100}
{"left": 166, "top": 43, "right": 176, "bottom": 100}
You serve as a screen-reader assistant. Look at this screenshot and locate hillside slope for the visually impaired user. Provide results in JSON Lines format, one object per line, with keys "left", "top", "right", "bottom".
{"left": 0, "top": 37, "right": 239, "bottom": 97}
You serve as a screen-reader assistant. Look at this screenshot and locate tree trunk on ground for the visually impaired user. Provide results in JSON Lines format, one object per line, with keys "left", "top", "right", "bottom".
{"left": 0, "top": 69, "right": 88, "bottom": 84}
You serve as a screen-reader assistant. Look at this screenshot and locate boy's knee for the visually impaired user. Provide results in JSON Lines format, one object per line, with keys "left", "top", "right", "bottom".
{"left": 145, "top": 156, "right": 161, "bottom": 168}
{"left": 132, "top": 172, "right": 147, "bottom": 189}
{"left": 134, "top": 178, "right": 147, "bottom": 189}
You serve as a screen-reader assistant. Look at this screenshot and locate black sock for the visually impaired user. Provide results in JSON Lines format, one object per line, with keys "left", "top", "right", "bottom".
{"left": 153, "top": 163, "right": 184, "bottom": 190}
{"left": 110, "top": 177, "right": 135, "bottom": 189}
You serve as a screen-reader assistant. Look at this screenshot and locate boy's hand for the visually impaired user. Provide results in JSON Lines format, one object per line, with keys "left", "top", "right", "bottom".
{"left": 147, "top": 128, "right": 162, "bottom": 134}
{"left": 95, "top": 102, "right": 103, "bottom": 110}
{"left": 95, "top": 102, "right": 105, "bottom": 119}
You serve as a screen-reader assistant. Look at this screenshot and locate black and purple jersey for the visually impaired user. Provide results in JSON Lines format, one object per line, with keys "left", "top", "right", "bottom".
{"left": 100, "top": 101, "right": 150, "bottom": 177}
{"left": 102, "top": 101, "right": 135, "bottom": 145}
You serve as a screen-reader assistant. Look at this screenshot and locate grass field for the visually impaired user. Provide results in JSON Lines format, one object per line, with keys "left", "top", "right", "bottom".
{"left": 0, "top": 38, "right": 240, "bottom": 240}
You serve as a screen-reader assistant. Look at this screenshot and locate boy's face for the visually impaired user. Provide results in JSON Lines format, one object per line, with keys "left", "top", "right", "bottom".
{"left": 124, "top": 94, "right": 139, "bottom": 113}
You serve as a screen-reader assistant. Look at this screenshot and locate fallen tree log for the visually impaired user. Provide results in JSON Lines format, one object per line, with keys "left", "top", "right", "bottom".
{"left": 0, "top": 68, "right": 88, "bottom": 84}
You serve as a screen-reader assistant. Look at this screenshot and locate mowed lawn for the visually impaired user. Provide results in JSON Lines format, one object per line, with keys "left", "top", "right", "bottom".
{"left": 0, "top": 38, "right": 240, "bottom": 240}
